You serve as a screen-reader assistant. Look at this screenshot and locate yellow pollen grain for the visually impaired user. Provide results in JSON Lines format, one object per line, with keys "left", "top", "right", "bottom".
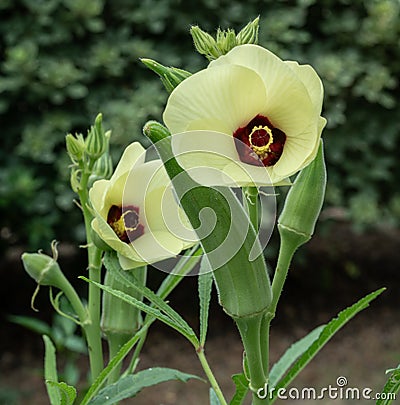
{"left": 248, "top": 125, "right": 274, "bottom": 158}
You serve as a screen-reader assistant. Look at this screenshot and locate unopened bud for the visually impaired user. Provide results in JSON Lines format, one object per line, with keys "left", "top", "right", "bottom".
{"left": 216, "top": 28, "right": 236, "bottom": 54}
{"left": 85, "top": 113, "right": 107, "bottom": 160}
{"left": 22, "top": 242, "right": 65, "bottom": 289}
{"left": 190, "top": 26, "right": 220, "bottom": 60}
{"left": 70, "top": 168, "right": 82, "bottom": 193}
{"left": 236, "top": 17, "right": 260, "bottom": 45}
{"left": 278, "top": 141, "right": 326, "bottom": 249}
{"left": 141, "top": 59, "right": 192, "bottom": 93}
{"left": 66, "top": 133, "right": 85, "bottom": 163}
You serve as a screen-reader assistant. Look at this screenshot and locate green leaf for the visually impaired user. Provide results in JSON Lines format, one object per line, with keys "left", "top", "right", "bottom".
{"left": 103, "top": 252, "right": 199, "bottom": 346}
{"left": 88, "top": 368, "right": 201, "bottom": 405}
{"left": 43, "top": 335, "right": 61, "bottom": 405}
{"left": 46, "top": 381, "right": 76, "bottom": 405}
{"left": 9, "top": 315, "right": 52, "bottom": 336}
{"left": 156, "top": 245, "right": 202, "bottom": 300}
{"left": 210, "top": 387, "right": 222, "bottom": 405}
{"left": 198, "top": 256, "right": 214, "bottom": 346}
{"left": 80, "top": 275, "right": 199, "bottom": 347}
{"left": 269, "top": 324, "right": 325, "bottom": 388}
{"left": 230, "top": 373, "right": 249, "bottom": 405}
{"left": 270, "top": 288, "right": 385, "bottom": 403}
{"left": 376, "top": 365, "right": 400, "bottom": 405}
{"left": 80, "top": 329, "right": 147, "bottom": 405}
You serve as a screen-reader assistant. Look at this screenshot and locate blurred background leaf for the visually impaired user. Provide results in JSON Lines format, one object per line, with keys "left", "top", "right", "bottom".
{"left": 1, "top": 0, "right": 399, "bottom": 252}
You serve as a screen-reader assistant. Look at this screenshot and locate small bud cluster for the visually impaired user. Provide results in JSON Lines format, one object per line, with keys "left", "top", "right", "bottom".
{"left": 66, "top": 113, "right": 112, "bottom": 192}
{"left": 141, "top": 59, "right": 192, "bottom": 93}
{"left": 190, "top": 17, "right": 259, "bottom": 61}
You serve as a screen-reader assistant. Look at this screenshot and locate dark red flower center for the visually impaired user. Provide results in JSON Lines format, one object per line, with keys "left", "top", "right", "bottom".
{"left": 107, "top": 205, "right": 144, "bottom": 243}
{"left": 233, "top": 115, "right": 286, "bottom": 167}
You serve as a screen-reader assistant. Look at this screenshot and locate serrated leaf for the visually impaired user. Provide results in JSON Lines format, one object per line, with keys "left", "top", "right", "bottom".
{"left": 270, "top": 288, "right": 385, "bottom": 403}
{"left": 80, "top": 275, "right": 199, "bottom": 347}
{"left": 88, "top": 367, "right": 201, "bottom": 405}
{"left": 376, "top": 365, "right": 400, "bottom": 405}
{"left": 102, "top": 252, "right": 199, "bottom": 345}
{"left": 46, "top": 381, "right": 76, "bottom": 405}
{"left": 80, "top": 329, "right": 146, "bottom": 405}
{"left": 156, "top": 245, "right": 202, "bottom": 300}
{"left": 199, "top": 256, "right": 213, "bottom": 346}
{"left": 230, "top": 373, "right": 249, "bottom": 405}
{"left": 269, "top": 324, "right": 325, "bottom": 388}
{"left": 43, "top": 335, "right": 61, "bottom": 405}
{"left": 104, "top": 252, "right": 187, "bottom": 328}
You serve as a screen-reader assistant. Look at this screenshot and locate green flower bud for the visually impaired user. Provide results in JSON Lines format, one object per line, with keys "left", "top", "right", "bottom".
{"left": 85, "top": 113, "right": 107, "bottom": 160}
{"left": 141, "top": 59, "right": 192, "bottom": 93}
{"left": 21, "top": 242, "right": 65, "bottom": 289}
{"left": 278, "top": 140, "right": 326, "bottom": 249}
{"left": 190, "top": 26, "right": 221, "bottom": 60}
{"left": 236, "top": 17, "right": 260, "bottom": 45}
{"left": 216, "top": 28, "right": 237, "bottom": 54}
{"left": 66, "top": 133, "right": 85, "bottom": 163}
{"left": 70, "top": 167, "right": 82, "bottom": 193}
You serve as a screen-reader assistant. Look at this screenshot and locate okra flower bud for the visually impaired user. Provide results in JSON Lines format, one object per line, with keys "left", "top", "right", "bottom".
{"left": 21, "top": 242, "right": 65, "bottom": 289}
{"left": 85, "top": 113, "right": 107, "bottom": 160}
{"left": 278, "top": 140, "right": 326, "bottom": 249}
{"left": 236, "top": 17, "right": 259, "bottom": 45}
{"left": 190, "top": 26, "right": 220, "bottom": 60}
{"left": 66, "top": 133, "right": 85, "bottom": 163}
{"left": 141, "top": 59, "right": 192, "bottom": 93}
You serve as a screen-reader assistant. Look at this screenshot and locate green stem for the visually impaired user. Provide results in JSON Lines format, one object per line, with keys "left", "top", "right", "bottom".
{"left": 243, "top": 186, "right": 273, "bottom": 391}
{"left": 59, "top": 275, "right": 88, "bottom": 323}
{"left": 260, "top": 312, "right": 272, "bottom": 390}
{"left": 235, "top": 314, "right": 268, "bottom": 405}
{"left": 78, "top": 169, "right": 104, "bottom": 382}
{"left": 270, "top": 236, "right": 297, "bottom": 316}
{"left": 243, "top": 186, "right": 259, "bottom": 231}
{"left": 107, "top": 333, "right": 130, "bottom": 384}
{"left": 197, "top": 348, "right": 228, "bottom": 405}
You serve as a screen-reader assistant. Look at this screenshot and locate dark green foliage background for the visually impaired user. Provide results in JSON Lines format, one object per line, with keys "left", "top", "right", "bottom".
{"left": 1, "top": 0, "right": 399, "bottom": 251}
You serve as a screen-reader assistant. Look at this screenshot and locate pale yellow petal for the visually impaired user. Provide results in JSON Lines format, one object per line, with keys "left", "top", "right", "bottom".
{"left": 285, "top": 61, "right": 324, "bottom": 115}
{"left": 221, "top": 161, "right": 276, "bottom": 187}
{"left": 163, "top": 64, "right": 268, "bottom": 134}
{"left": 296, "top": 116, "right": 327, "bottom": 169}
{"left": 211, "top": 44, "right": 315, "bottom": 137}
{"left": 91, "top": 216, "right": 139, "bottom": 260}
{"left": 89, "top": 179, "right": 109, "bottom": 212}
{"left": 129, "top": 231, "right": 185, "bottom": 264}
{"left": 111, "top": 142, "right": 146, "bottom": 182}
{"left": 117, "top": 253, "right": 146, "bottom": 270}
{"left": 171, "top": 130, "right": 240, "bottom": 185}
{"left": 152, "top": 185, "right": 198, "bottom": 243}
